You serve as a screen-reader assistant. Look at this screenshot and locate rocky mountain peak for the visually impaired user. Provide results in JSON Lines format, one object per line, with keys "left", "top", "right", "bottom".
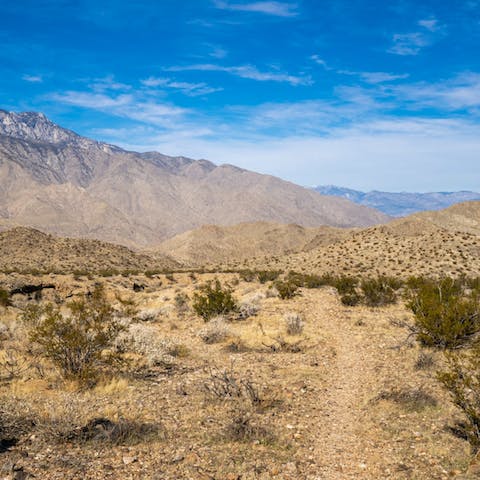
{"left": 0, "top": 109, "right": 83, "bottom": 145}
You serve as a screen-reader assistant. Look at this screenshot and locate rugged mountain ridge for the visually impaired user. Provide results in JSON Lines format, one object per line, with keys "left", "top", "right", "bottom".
{"left": 0, "top": 110, "right": 389, "bottom": 246}
{"left": 313, "top": 185, "right": 480, "bottom": 217}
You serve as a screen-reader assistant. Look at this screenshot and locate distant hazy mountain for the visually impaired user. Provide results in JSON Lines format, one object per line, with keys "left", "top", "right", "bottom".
{"left": 0, "top": 110, "right": 389, "bottom": 247}
{"left": 313, "top": 185, "right": 480, "bottom": 217}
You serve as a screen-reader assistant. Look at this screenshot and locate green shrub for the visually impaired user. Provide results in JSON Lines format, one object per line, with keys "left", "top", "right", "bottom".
{"left": 21, "top": 284, "right": 124, "bottom": 382}
{"left": 406, "top": 277, "right": 480, "bottom": 349}
{"left": 256, "top": 270, "right": 281, "bottom": 284}
{"left": 274, "top": 280, "right": 298, "bottom": 300}
{"left": 287, "top": 271, "right": 333, "bottom": 289}
{"left": 192, "top": 280, "right": 237, "bottom": 321}
{"left": 361, "top": 277, "right": 398, "bottom": 307}
{"left": 333, "top": 276, "right": 358, "bottom": 295}
{"left": 239, "top": 270, "right": 256, "bottom": 282}
{"left": 438, "top": 346, "right": 480, "bottom": 450}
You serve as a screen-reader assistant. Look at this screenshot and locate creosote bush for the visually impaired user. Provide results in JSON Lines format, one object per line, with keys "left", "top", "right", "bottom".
{"left": 360, "top": 277, "right": 398, "bottom": 307}
{"left": 438, "top": 346, "right": 480, "bottom": 450}
{"left": 406, "top": 277, "right": 480, "bottom": 349}
{"left": 274, "top": 280, "right": 298, "bottom": 300}
{"left": 192, "top": 279, "right": 237, "bottom": 321}
{"left": 21, "top": 284, "right": 124, "bottom": 383}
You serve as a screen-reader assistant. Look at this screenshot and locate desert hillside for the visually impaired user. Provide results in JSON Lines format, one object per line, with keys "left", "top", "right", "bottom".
{"left": 151, "top": 222, "right": 351, "bottom": 266}
{"left": 0, "top": 227, "right": 178, "bottom": 273}
{"left": 224, "top": 201, "right": 480, "bottom": 278}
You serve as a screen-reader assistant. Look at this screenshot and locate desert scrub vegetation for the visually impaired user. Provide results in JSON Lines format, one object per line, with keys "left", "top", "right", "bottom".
{"left": 360, "top": 277, "right": 399, "bottom": 307}
{"left": 406, "top": 277, "right": 480, "bottom": 349}
{"left": 21, "top": 284, "right": 125, "bottom": 383}
{"left": 438, "top": 345, "right": 480, "bottom": 450}
{"left": 273, "top": 279, "right": 298, "bottom": 300}
{"left": 192, "top": 279, "right": 237, "bottom": 321}
{"left": 199, "top": 316, "right": 231, "bottom": 344}
{"left": 284, "top": 312, "right": 304, "bottom": 335}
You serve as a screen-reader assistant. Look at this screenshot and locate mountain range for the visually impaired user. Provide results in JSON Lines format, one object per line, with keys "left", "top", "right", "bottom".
{"left": 313, "top": 185, "right": 480, "bottom": 217}
{"left": 0, "top": 109, "right": 388, "bottom": 247}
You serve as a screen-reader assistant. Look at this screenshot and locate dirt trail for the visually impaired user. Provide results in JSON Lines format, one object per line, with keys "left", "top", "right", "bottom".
{"left": 310, "top": 298, "right": 386, "bottom": 479}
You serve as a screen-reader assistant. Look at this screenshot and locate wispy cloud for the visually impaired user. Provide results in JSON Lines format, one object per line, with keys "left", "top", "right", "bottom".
{"left": 165, "top": 63, "right": 312, "bottom": 86}
{"left": 49, "top": 90, "right": 187, "bottom": 126}
{"left": 90, "top": 75, "right": 131, "bottom": 92}
{"left": 310, "top": 55, "right": 330, "bottom": 70}
{"left": 22, "top": 74, "right": 43, "bottom": 83}
{"left": 418, "top": 17, "right": 440, "bottom": 32}
{"left": 141, "top": 76, "right": 223, "bottom": 96}
{"left": 388, "top": 16, "right": 444, "bottom": 56}
{"left": 339, "top": 70, "right": 409, "bottom": 84}
{"left": 388, "top": 32, "right": 430, "bottom": 55}
{"left": 213, "top": 1, "right": 298, "bottom": 17}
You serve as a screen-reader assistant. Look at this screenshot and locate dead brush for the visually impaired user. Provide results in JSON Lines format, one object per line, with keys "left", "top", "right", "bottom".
{"left": 204, "top": 364, "right": 262, "bottom": 407}
{"left": 63, "top": 417, "right": 161, "bottom": 445}
{"left": 0, "top": 348, "right": 31, "bottom": 380}
{"left": 258, "top": 322, "right": 304, "bottom": 353}
{"left": 223, "top": 407, "right": 274, "bottom": 443}
{"left": 373, "top": 386, "right": 438, "bottom": 411}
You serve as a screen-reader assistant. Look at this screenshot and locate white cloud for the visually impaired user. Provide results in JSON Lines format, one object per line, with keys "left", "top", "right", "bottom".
{"left": 338, "top": 70, "right": 409, "bottom": 84}
{"left": 388, "top": 32, "right": 430, "bottom": 56}
{"left": 213, "top": 1, "right": 299, "bottom": 17}
{"left": 141, "top": 76, "right": 223, "bottom": 96}
{"left": 388, "top": 17, "right": 444, "bottom": 56}
{"left": 165, "top": 63, "right": 312, "bottom": 86}
{"left": 418, "top": 18, "right": 439, "bottom": 32}
{"left": 112, "top": 117, "right": 480, "bottom": 192}
{"left": 388, "top": 73, "right": 480, "bottom": 111}
{"left": 90, "top": 75, "right": 131, "bottom": 92}
{"left": 22, "top": 74, "right": 43, "bottom": 83}
{"left": 49, "top": 90, "right": 187, "bottom": 126}
{"left": 310, "top": 55, "right": 330, "bottom": 69}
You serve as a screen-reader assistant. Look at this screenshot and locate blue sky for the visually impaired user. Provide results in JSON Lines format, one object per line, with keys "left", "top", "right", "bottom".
{"left": 1, "top": 0, "right": 479, "bottom": 191}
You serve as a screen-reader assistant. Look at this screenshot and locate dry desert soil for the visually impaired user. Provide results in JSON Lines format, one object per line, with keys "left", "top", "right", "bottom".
{"left": 1, "top": 272, "right": 479, "bottom": 479}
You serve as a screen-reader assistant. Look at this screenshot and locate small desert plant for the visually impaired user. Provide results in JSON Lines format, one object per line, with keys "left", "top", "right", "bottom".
{"left": 361, "top": 277, "right": 397, "bottom": 307}
{"left": 237, "top": 301, "right": 259, "bottom": 320}
{"left": 438, "top": 346, "right": 480, "bottom": 450}
{"left": 224, "top": 409, "right": 272, "bottom": 443}
{"left": 22, "top": 284, "right": 124, "bottom": 382}
{"left": 199, "top": 316, "right": 231, "bottom": 344}
{"left": 274, "top": 280, "right": 298, "bottom": 300}
{"left": 406, "top": 277, "right": 480, "bottom": 349}
{"left": 204, "top": 365, "right": 261, "bottom": 406}
{"left": 192, "top": 280, "right": 237, "bottom": 321}
{"left": 174, "top": 292, "right": 189, "bottom": 314}
{"left": 340, "top": 292, "right": 362, "bottom": 306}
{"left": 284, "top": 312, "right": 304, "bottom": 335}
{"left": 239, "top": 269, "right": 256, "bottom": 282}
{"left": 414, "top": 351, "right": 436, "bottom": 370}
